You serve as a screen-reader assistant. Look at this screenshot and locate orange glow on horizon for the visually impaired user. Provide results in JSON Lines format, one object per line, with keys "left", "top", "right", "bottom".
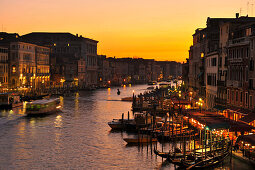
{"left": 0, "top": 0, "right": 249, "bottom": 62}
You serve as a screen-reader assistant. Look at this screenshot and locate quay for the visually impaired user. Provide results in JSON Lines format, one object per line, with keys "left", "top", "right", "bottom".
{"left": 108, "top": 80, "right": 255, "bottom": 169}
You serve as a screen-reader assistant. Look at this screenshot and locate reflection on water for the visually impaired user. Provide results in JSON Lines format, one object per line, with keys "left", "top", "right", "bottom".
{"left": 54, "top": 115, "right": 62, "bottom": 128}
{"left": 74, "top": 92, "right": 79, "bottom": 116}
{"left": 0, "top": 83, "right": 254, "bottom": 169}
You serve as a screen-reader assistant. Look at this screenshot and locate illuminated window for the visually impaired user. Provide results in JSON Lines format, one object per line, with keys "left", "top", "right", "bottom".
{"left": 12, "top": 66, "right": 16, "bottom": 73}
{"left": 246, "top": 28, "right": 252, "bottom": 36}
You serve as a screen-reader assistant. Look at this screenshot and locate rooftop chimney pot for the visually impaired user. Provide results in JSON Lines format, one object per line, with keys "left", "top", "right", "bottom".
{"left": 236, "top": 13, "right": 239, "bottom": 18}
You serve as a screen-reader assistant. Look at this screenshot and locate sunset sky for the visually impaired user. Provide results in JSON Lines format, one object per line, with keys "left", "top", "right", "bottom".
{"left": 0, "top": 0, "right": 252, "bottom": 62}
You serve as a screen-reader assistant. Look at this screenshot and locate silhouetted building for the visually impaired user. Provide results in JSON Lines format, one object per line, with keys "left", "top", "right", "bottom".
{"left": 188, "top": 15, "right": 255, "bottom": 109}
{"left": 0, "top": 46, "right": 8, "bottom": 91}
{"left": 21, "top": 32, "right": 98, "bottom": 87}
{"left": 182, "top": 59, "right": 189, "bottom": 85}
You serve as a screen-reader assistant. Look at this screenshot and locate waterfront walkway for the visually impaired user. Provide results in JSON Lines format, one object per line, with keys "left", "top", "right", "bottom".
{"left": 232, "top": 150, "right": 255, "bottom": 165}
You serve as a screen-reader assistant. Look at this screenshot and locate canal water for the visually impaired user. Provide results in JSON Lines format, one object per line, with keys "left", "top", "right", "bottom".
{"left": 0, "top": 84, "right": 254, "bottom": 169}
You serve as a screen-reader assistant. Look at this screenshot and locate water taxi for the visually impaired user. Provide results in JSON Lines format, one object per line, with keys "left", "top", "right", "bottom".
{"left": 25, "top": 98, "right": 61, "bottom": 116}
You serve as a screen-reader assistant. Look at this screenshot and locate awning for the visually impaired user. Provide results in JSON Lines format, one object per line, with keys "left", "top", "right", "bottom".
{"left": 226, "top": 106, "right": 251, "bottom": 115}
{"left": 229, "top": 120, "right": 255, "bottom": 132}
{"left": 213, "top": 105, "right": 227, "bottom": 111}
{"left": 185, "top": 110, "right": 254, "bottom": 132}
{"left": 239, "top": 112, "right": 255, "bottom": 123}
{"left": 207, "top": 121, "right": 230, "bottom": 130}
{"left": 236, "top": 134, "right": 255, "bottom": 146}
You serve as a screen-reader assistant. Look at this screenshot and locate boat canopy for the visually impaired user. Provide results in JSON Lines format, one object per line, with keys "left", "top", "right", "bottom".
{"left": 236, "top": 134, "right": 255, "bottom": 146}
{"left": 185, "top": 110, "right": 254, "bottom": 131}
{"left": 239, "top": 112, "right": 255, "bottom": 123}
{"left": 28, "top": 98, "right": 59, "bottom": 105}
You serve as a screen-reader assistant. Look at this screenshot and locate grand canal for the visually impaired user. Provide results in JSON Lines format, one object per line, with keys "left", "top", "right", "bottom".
{"left": 0, "top": 84, "right": 253, "bottom": 169}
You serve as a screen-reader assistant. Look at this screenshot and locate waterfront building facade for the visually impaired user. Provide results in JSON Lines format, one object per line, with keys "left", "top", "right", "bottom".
{"left": 226, "top": 22, "right": 255, "bottom": 123}
{"left": 9, "top": 42, "right": 37, "bottom": 89}
{"left": 183, "top": 14, "right": 255, "bottom": 129}
{"left": 35, "top": 45, "right": 50, "bottom": 90}
{"left": 0, "top": 47, "right": 8, "bottom": 91}
{"left": 21, "top": 32, "right": 98, "bottom": 88}
{"left": 188, "top": 28, "right": 206, "bottom": 100}
{"left": 205, "top": 52, "right": 218, "bottom": 109}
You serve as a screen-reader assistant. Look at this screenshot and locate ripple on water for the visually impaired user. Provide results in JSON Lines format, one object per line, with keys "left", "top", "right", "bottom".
{"left": 0, "top": 83, "right": 254, "bottom": 169}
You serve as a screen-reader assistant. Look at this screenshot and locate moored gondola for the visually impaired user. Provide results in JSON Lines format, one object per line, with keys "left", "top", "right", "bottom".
{"left": 179, "top": 141, "right": 231, "bottom": 169}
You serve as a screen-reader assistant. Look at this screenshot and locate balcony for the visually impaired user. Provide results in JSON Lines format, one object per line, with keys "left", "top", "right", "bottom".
{"left": 228, "top": 37, "right": 249, "bottom": 47}
{"left": 226, "top": 80, "right": 242, "bottom": 87}
{"left": 228, "top": 58, "right": 243, "bottom": 63}
{"left": 233, "top": 81, "right": 242, "bottom": 88}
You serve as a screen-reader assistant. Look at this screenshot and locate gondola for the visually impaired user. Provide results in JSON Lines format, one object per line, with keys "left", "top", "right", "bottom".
{"left": 180, "top": 141, "right": 231, "bottom": 169}
{"left": 154, "top": 148, "right": 187, "bottom": 159}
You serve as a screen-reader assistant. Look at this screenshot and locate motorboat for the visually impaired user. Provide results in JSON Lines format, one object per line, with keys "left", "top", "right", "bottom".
{"left": 123, "top": 137, "right": 157, "bottom": 144}
{"left": 108, "top": 118, "right": 135, "bottom": 130}
{"left": 25, "top": 98, "right": 61, "bottom": 116}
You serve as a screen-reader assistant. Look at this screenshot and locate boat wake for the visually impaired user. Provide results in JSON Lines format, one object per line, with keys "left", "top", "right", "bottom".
{"left": 0, "top": 115, "right": 24, "bottom": 126}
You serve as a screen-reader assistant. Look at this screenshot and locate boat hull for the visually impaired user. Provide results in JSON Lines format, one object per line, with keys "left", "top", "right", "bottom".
{"left": 123, "top": 138, "right": 157, "bottom": 144}
{"left": 26, "top": 108, "right": 60, "bottom": 116}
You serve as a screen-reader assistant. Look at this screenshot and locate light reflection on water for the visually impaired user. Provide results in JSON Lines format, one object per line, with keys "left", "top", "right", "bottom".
{"left": 0, "top": 83, "right": 253, "bottom": 169}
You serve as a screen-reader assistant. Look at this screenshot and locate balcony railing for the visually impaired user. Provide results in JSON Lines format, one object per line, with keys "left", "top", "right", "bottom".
{"left": 228, "top": 37, "right": 249, "bottom": 46}
{"left": 226, "top": 80, "right": 242, "bottom": 87}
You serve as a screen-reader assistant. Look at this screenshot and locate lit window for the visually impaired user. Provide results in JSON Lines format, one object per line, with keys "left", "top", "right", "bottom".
{"left": 12, "top": 66, "right": 16, "bottom": 73}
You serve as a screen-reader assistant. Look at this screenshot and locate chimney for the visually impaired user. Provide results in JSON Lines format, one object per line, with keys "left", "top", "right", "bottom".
{"left": 236, "top": 13, "right": 239, "bottom": 18}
